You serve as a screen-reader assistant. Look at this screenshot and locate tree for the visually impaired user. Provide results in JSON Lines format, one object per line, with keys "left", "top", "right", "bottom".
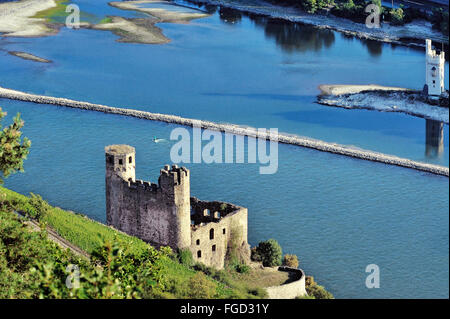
{"left": 0, "top": 108, "right": 31, "bottom": 184}
{"left": 283, "top": 254, "right": 299, "bottom": 268}
{"left": 254, "top": 239, "right": 283, "bottom": 267}
{"left": 301, "top": 0, "right": 318, "bottom": 13}
{"left": 389, "top": 8, "right": 405, "bottom": 25}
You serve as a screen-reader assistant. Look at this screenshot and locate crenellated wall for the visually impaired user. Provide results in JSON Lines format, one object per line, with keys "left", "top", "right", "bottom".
{"left": 106, "top": 144, "right": 191, "bottom": 249}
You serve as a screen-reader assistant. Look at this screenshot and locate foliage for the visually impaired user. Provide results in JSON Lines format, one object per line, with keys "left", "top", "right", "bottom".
{"left": 99, "top": 17, "right": 113, "bottom": 24}
{"left": 283, "top": 254, "right": 299, "bottom": 268}
{"left": 301, "top": 0, "right": 318, "bottom": 13}
{"left": 431, "top": 8, "right": 449, "bottom": 36}
{"left": 252, "top": 239, "right": 283, "bottom": 267}
{"left": 250, "top": 246, "right": 262, "bottom": 262}
{"left": 0, "top": 188, "right": 262, "bottom": 299}
{"left": 305, "top": 276, "right": 334, "bottom": 299}
{"left": 0, "top": 108, "right": 31, "bottom": 184}
{"left": 27, "top": 193, "right": 51, "bottom": 220}
{"left": 389, "top": 8, "right": 405, "bottom": 26}
{"left": 177, "top": 248, "right": 194, "bottom": 268}
{"left": 186, "top": 273, "right": 218, "bottom": 299}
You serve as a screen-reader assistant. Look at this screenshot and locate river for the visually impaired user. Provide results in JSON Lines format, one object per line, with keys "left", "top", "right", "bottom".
{"left": 1, "top": 0, "right": 448, "bottom": 298}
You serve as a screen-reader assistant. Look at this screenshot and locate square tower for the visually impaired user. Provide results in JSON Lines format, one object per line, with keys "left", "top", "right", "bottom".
{"left": 425, "top": 39, "right": 445, "bottom": 96}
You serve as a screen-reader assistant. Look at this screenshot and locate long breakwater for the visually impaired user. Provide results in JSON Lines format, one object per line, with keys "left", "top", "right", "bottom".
{"left": 1, "top": 86, "right": 448, "bottom": 177}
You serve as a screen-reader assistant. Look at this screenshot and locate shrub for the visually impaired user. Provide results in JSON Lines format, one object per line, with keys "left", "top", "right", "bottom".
{"left": 247, "top": 287, "right": 268, "bottom": 298}
{"left": 301, "top": 0, "right": 318, "bottom": 13}
{"left": 177, "top": 249, "right": 193, "bottom": 268}
{"left": 27, "top": 193, "right": 51, "bottom": 220}
{"left": 305, "top": 276, "right": 334, "bottom": 299}
{"left": 283, "top": 254, "right": 299, "bottom": 268}
{"left": 186, "top": 273, "right": 217, "bottom": 299}
{"left": 254, "top": 239, "right": 282, "bottom": 267}
{"left": 234, "top": 263, "right": 250, "bottom": 274}
{"left": 389, "top": 8, "right": 405, "bottom": 26}
{"left": 250, "top": 246, "right": 262, "bottom": 262}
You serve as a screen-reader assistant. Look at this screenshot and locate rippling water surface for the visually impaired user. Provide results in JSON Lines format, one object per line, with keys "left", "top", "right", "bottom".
{"left": 1, "top": 0, "right": 448, "bottom": 298}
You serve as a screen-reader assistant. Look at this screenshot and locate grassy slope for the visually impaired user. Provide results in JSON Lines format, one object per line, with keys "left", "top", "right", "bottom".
{"left": 0, "top": 186, "right": 260, "bottom": 298}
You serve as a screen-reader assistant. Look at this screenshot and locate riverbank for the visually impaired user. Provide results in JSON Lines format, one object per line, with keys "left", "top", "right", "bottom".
{"left": 187, "top": 0, "right": 448, "bottom": 45}
{"left": 109, "top": 0, "right": 210, "bottom": 22}
{"left": 0, "top": 0, "right": 59, "bottom": 37}
{"left": 1, "top": 85, "right": 448, "bottom": 177}
{"left": 91, "top": 1, "right": 211, "bottom": 44}
{"left": 317, "top": 84, "right": 449, "bottom": 123}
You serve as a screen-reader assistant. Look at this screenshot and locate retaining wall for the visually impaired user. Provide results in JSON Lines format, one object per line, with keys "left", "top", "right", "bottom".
{"left": 266, "top": 267, "right": 307, "bottom": 299}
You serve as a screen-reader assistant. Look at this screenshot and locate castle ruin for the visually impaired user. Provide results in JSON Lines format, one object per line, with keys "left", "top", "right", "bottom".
{"left": 105, "top": 144, "right": 250, "bottom": 269}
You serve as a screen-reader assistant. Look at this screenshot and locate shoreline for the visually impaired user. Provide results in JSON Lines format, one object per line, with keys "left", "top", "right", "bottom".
{"left": 317, "top": 84, "right": 449, "bottom": 123}
{"left": 0, "top": 0, "right": 59, "bottom": 38}
{"left": 186, "top": 0, "right": 448, "bottom": 46}
{"left": 1, "top": 85, "right": 448, "bottom": 177}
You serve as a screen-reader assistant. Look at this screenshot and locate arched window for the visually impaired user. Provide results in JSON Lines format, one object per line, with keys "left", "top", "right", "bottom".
{"left": 212, "top": 245, "right": 216, "bottom": 252}
{"left": 197, "top": 250, "right": 202, "bottom": 258}
{"left": 210, "top": 228, "right": 214, "bottom": 240}
{"left": 431, "top": 66, "right": 437, "bottom": 77}
{"left": 129, "top": 156, "right": 132, "bottom": 164}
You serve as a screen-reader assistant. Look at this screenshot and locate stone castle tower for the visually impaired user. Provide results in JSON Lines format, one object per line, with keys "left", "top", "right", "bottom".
{"left": 105, "top": 144, "right": 191, "bottom": 249}
{"left": 425, "top": 39, "right": 445, "bottom": 96}
{"left": 105, "top": 145, "right": 250, "bottom": 269}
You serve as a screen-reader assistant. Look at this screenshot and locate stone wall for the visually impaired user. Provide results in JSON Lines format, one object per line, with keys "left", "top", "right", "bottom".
{"left": 106, "top": 145, "right": 191, "bottom": 249}
{"left": 190, "top": 197, "right": 250, "bottom": 269}
{"left": 266, "top": 267, "right": 307, "bottom": 299}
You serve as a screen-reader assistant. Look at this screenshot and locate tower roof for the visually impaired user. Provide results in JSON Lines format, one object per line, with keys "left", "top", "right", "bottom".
{"left": 105, "top": 144, "right": 135, "bottom": 155}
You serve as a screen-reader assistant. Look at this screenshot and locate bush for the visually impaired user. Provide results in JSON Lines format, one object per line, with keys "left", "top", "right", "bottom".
{"left": 27, "top": 193, "right": 51, "bottom": 220}
{"left": 186, "top": 273, "right": 217, "bottom": 299}
{"left": 283, "top": 254, "right": 299, "bottom": 268}
{"left": 431, "top": 8, "right": 449, "bottom": 36}
{"left": 301, "top": 0, "right": 318, "bottom": 13}
{"left": 234, "top": 263, "right": 250, "bottom": 274}
{"left": 177, "top": 249, "right": 193, "bottom": 268}
{"left": 305, "top": 276, "right": 334, "bottom": 299}
{"left": 250, "top": 246, "right": 262, "bottom": 262}
{"left": 247, "top": 287, "right": 268, "bottom": 298}
{"left": 253, "top": 239, "right": 283, "bottom": 267}
{"left": 389, "top": 8, "right": 405, "bottom": 26}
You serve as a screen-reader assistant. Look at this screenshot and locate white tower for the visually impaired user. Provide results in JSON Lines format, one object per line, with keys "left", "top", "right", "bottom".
{"left": 425, "top": 39, "right": 445, "bottom": 96}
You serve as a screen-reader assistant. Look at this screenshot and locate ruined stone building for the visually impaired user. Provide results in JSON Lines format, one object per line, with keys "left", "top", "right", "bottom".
{"left": 105, "top": 144, "right": 250, "bottom": 269}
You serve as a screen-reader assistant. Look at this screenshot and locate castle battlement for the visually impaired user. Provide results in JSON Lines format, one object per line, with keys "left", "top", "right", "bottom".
{"left": 105, "top": 145, "right": 250, "bottom": 269}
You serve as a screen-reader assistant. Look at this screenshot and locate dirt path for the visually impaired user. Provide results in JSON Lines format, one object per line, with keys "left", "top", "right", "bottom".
{"left": 21, "top": 215, "right": 90, "bottom": 260}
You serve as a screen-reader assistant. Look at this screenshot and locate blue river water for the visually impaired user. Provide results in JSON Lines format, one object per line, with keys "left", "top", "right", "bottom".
{"left": 1, "top": 0, "right": 448, "bottom": 298}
